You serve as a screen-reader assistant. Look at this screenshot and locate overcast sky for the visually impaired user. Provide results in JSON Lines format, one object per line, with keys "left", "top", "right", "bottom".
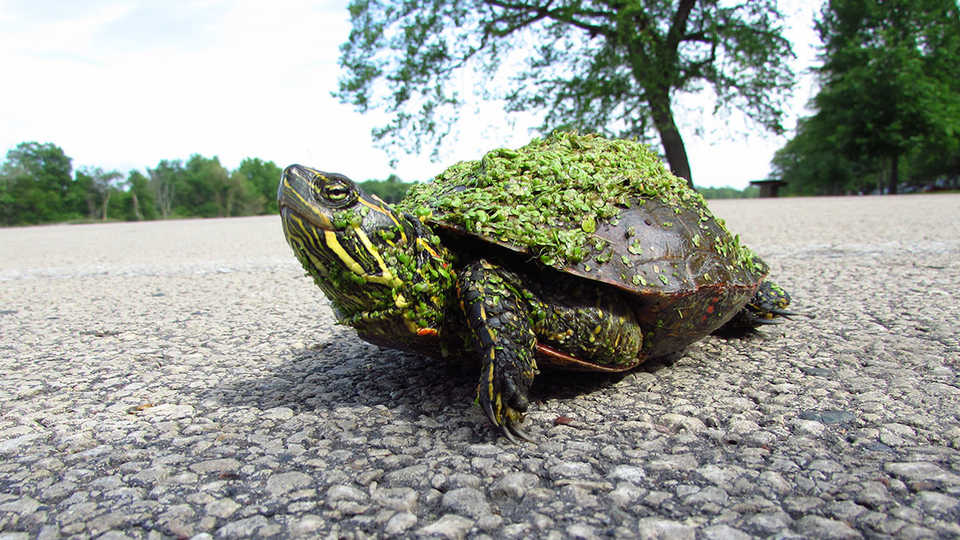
{"left": 0, "top": 1, "right": 820, "bottom": 189}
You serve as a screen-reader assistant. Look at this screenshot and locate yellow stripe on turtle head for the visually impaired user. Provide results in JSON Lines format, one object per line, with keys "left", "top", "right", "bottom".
{"left": 322, "top": 228, "right": 403, "bottom": 288}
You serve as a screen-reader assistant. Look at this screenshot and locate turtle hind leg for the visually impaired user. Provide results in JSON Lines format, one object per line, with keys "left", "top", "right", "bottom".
{"left": 714, "top": 280, "right": 794, "bottom": 338}
{"left": 458, "top": 259, "right": 539, "bottom": 443}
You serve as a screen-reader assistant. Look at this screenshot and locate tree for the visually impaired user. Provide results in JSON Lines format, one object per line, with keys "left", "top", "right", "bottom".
{"left": 148, "top": 160, "right": 184, "bottom": 218}
{"left": 336, "top": 0, "right": 795, "bottom": 186}
{"left": 125, "top": 170, "right": 158, "bottom": 221}
{"left": 0, "top": 142, "right": 76, "bottom": 225}
{"left": 75, "top": 166, "right": 122, "bottom": 220}
{"left": 812, "top": 0, "right": 960, "bottom": 194}
{"left": 234, "top": 157, "right": 282, "bottom": 213}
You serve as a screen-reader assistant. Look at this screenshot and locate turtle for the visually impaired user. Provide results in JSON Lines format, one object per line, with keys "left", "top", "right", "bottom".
{"left": 277, "top": 132, "right": 792, "bottom": 442}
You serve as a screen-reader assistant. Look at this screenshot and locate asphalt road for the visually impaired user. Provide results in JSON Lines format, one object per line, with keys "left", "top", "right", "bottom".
{"left": 1, "top": 194, "right": 958, "bottom": 539}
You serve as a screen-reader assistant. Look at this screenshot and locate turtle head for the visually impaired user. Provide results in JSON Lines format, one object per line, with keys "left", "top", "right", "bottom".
{"left": 277, "top": 165, "right": 419, "bottom": 316}
{"left": 748, "top": 281, "right": 793, "bottom": 320}
{"left": 713, "top": 280, "right": 796, "bottom": 337}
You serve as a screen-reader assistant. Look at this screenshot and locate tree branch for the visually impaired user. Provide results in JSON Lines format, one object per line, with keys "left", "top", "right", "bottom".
{"left": 484, "top": 0, "right": 613, "bottom": 37}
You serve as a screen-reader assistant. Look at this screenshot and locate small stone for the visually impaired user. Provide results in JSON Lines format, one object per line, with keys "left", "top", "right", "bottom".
{"left": 826, "top": 500, "right": 867, "bottom": 521}
{"left": 384, "top": 464, "right": 429, "bottom": 486}
{"left": 885, "top": 462, "right": 960, "bottom": 485}
{"left": 467, "top": 443, "right": 500, "bottom": 457}
{"left": 808, "top": 459, "right": 843, "bottom": 473}
{"left": 288, "top": 514, "right": 324, "bottom": 536}
{"left": 793, "top": 419, "right": 825, "bottom": 436}
{"left": 795, "top": 515, "right": 862, "bottom": 539}
{"left": 746, "top": 511, "right": 793, "bottom": 534}
{"left": 660, "top": 413, "right": 706, "bottom": 432}
{"left": 441, "top": 487, "right": 490, "bottom": 519}
{"left": 417, "top": 514, "right": 474, "bottom": 540}
{"left": 0, "top": 497, "right": 41, "bottom": 514}
{"left": 385, "top": 512, "right": 417, "bottom": 535}
{"left": 697, "top": 464, "right": 745, "bottom": 486}
{"left": 262, "top": 407, "right": 294, "bottom": 420}
{"left": 727, "top": 419, "right": 760, "bottom": 434}
{"left": 205, "top": 498, "right": 241, "bottom": 518}
{"left": 636, "top": 518, "right": 694, "bottom": 540}
{"left": 216, "top": 515, "right": 281, "bottom": 538}
{"left": 702, "top": 524, "right": 752, "bottom": 540}
{"left": 683, "top": 486, "right": 729, "bottom": 506}
{"left": 491, "top": 472, "right": 538, "bottom": 500}
{"left": 854, "top": 481, "right": 891, "bottom": 508}
{"left": 87, "top": 511, "right": 134, "bottom": 536}
{"left": 784, "top": 496, "right": 822, "bottom": 513}
{"left": 566, "top": 523, "right": 599, "bottom": 539}
{"left": 190, "top": 458, "right": 241, "bottom": 474}
{"left": 820, "top": 410, "right": 856, "bottom": 424}
{"left": 372, "top": 487, "right": 418, "bottom": 512}
{"left": 266, "top": 471, "right": 312, "bottom": 496}
{"left": 0, "top": 434, "right": 41, "bottom": 455}
{"left": 144, "top": 403, "right": 194, "bottom": 420}
{"left": 477, "top": 514, "right": 503, "bottom": 531}
{"left": 326, "top": 485, "right": 368, "bottom": 504}
{"left": 609, "top": 483, "right": 642, "bottom": 507}
{"left": 758, "top": 471, "right": 791, "bottom": 495}
{"left": 914, "top": 491, "right": 959, "bottom": 515}
{"left": 608, "top": 465, "right": 646, "bottom": 485}
{"left": 647, "top": 454, "right": 697, "bottom": 471}
{"left": 549, "top": 461, "right": 594, "bottom": 479}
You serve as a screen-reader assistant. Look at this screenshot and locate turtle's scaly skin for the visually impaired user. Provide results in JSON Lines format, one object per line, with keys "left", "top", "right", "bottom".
{"left": 278, "top": 133, "right": 792, "bottom": 441}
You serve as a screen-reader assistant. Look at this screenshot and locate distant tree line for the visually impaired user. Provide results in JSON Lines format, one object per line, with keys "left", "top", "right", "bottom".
{"left": 0, "top": 142, "right": 417, "bottom": 226}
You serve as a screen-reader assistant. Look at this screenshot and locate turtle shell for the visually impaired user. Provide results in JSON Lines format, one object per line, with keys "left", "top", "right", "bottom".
{"left": 400, "top": 132, "right": 769, "bottom": 357}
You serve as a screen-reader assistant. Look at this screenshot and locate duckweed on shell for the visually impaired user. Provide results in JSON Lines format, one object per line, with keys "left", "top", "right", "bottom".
{"left": 400, "top": 132, "right": 761, "bottom": 275}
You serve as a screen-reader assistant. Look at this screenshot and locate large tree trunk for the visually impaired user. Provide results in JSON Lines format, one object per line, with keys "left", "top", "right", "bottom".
{"left": 648, "top": 90, "right": 693, "bottom": 187}
{"left": 888, "top": 154, "right": 899, "bottom": 195}
{"left": 100, "top": 191, "right": 111, "bottom": 221}
{"left": 131, "top": 193, "right": 142, "bottom": 221}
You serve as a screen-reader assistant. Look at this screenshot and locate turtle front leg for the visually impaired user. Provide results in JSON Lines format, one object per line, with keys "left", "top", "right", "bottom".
{"left": 458, "top": 260, "right": 539, "bottom": 443}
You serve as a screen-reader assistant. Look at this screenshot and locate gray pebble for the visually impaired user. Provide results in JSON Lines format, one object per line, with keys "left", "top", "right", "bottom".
{"left": 491, "top": 472, "right": 538, "bottom": 500}
{"left": 914, "top": 491, "right": 959, "bottom": 515}
{"left": 265, "top": 471, "right": 312, "bottom": 496}
{"left": 608, "top": 465, "right": 646, "bottom": 484}
{"left": 441, "top": 487, "right": 490, "bottom": 519}
{"left": 635, "top": 517, "right": 695, "bottom": 540}
{"left": 795, "top": 515, "right": 862, "bottom": 539}
{"left": 701, "top": 524, "right": 752, "bottom": 540}
{"left": 885, "top": 462, "right": 960, "bottom": 485}
{"left": 384, "top": 511, "right": 417, "bottom": 535}
{"left": 417, "top": 514, "right": 474, "bottom": 540}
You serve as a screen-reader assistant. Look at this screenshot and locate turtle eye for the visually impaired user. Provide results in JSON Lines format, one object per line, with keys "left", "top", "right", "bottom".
{"left": 319, "top": 180, "right": 357, "bottom": 207}
{"left": 324, "top": 184, "right": 350, "bottom": 200}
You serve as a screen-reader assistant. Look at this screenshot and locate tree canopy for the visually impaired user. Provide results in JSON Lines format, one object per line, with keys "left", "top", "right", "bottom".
{"left": 336, "top": 0, "right": 796, "bottom": 186}
{"left": 772, "top": 0, "right": 960, "bottom": 195}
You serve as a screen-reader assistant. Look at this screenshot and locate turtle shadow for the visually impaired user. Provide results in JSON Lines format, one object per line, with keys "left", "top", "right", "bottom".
{"left": 209, "top": 331, "right": 475, "bottom": 417}
{"left": 203, "top": 327, "right": 676, "bottom": 439}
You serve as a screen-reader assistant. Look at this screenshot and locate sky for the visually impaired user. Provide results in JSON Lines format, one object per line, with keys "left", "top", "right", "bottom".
{"left": 0, "top": 1, "right": 821, "bottom": 189}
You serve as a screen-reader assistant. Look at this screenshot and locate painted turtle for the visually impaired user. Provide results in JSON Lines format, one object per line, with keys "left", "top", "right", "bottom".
{"left": 278, "top": 132, "right": 792, "bottom": 441}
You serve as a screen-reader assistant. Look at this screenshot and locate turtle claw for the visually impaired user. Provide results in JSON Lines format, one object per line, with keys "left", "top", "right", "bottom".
{"left": 478, "top": 389, "right": 534, "bottom": 444}
{"left": 502, "top": 419, "right": 535, "bottom": 444}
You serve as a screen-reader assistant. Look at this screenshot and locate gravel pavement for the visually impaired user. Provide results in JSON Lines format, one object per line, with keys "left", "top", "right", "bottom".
{"left": 1, "top": 194, "right": 959, "bottom": 539}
